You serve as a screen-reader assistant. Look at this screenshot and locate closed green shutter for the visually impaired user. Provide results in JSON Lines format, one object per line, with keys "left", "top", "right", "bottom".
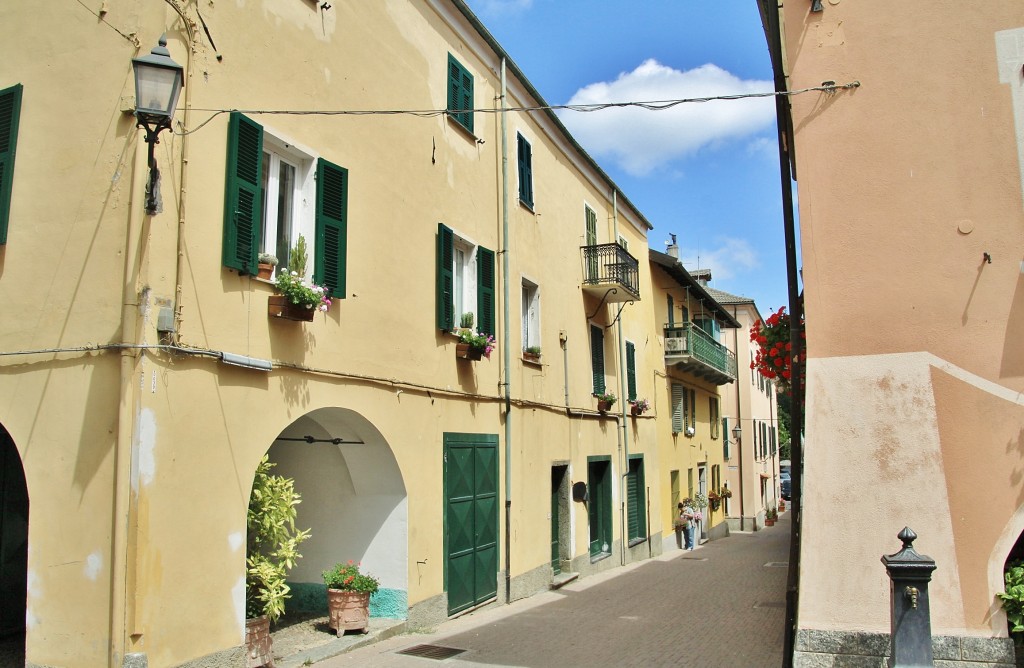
{"left": 0, "top": 84, "right": 24, "bottom": 245}
{"left": 436, "top": 223, "right": 454, "bottom": 331}
{"left": 222, "top": 112, "right": 263, "bottom": 274}
{"left": 626, "top": 457, "right": 645, "bottom": 541}
{"left": 689, "top": 389, "right": 697, "bottom": 430}
{"left": 723, "top": 417, "right": 730, "bottom": 460}
{"left": 517, "top": 134, "right": 533, "bottom": 207}
{"left": 626, "top": 341, "right": 637, "bottom": 403}
{"left": 313, "top": 158, "right": 348, "bottom": 299}
{"left": 447, "top": 54, "right": 474, "bottom": 133}
{"left": 477, "top": 246, "right": 495, "bottom": 337}
{"left": 667, "top": 295, "right": 674, "bottom": 327}
{"left": 671, "top": 383, "right": 684, "bottom": 433}
{"left": 590, "top": 325, "right": 605, "bottom": 394}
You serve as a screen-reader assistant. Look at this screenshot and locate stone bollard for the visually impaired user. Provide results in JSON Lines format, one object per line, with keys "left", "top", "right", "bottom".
{"left": 881, "top": 527, "right": 937, "bottom": 667}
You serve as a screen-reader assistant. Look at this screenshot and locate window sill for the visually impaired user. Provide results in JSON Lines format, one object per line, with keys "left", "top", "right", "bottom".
{"left": 589, "top": 551, "right": 612, "bottom": 564}
{"left": 522, "top": 354, "right": 542, "bottom": 366}
{"left": 446, "top": 114, "right": 482, "bottom": 143}
{"left": 519, "top": 199, "right": 535, "bottom": 214}
{"left": 627, "top": 537, "right": 647, "bottom": 548}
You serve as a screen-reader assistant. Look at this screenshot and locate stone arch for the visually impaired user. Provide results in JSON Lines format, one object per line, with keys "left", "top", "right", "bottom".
{"left": 0, "top": 422, "right": 27, "bottom": 659}
{"left": 253, "top": 407, "right": 408, "bottom": 620}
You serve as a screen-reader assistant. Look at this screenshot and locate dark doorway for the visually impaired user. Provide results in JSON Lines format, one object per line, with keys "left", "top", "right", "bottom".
{"left": 0, "top": 424, "right": 27, "bottom": 663}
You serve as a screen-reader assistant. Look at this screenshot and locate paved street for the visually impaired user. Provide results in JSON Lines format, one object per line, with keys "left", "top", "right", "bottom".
{"left": 315, "top": 511, "right": 791, "bottom": 668}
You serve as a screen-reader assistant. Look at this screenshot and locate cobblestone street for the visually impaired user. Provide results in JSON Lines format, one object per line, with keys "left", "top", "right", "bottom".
{"left": 306, "top": 511, "right": 792, "bottom": 668}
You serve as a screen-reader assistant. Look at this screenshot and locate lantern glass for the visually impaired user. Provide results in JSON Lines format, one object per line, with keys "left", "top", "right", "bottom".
{"left": 134, "top": 64, "right": 181, "bottom": 117}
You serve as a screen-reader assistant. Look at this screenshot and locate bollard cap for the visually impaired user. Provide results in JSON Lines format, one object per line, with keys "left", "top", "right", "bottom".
{"left": 881, "top": 527, "right": 937, "bottom": 581}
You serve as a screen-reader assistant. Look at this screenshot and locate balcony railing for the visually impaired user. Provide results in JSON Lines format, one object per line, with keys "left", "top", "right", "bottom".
{"left": 663, "top": 323, "right": 737, "bottom": 385}
{"left": 580, "top": 243, "right": 641, "bottom": 303}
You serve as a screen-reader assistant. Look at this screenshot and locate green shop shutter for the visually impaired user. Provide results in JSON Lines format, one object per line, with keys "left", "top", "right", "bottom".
{"left": 222, "top": 112, "right": 263, "bottom": 274}
{"left": 0, "top": 84, "right": 23, "bottom": 245}
{"left": 626, "top": 341, "right": 637, "bottom": 403}
{"left": 314, "top": 158, "right": 348, "bottom": 299}
{"left": 477, "top": 246, "right": 495, "bottom": 337}
{"left": 436, "top": 223, "right": 454, "bottom": 331}
{"left": 590, "top": 325, "right": 605, "bottom": 394}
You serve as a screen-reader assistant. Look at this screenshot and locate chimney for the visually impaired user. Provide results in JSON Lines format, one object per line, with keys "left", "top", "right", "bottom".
{"left": 666, "top": 233, "right": 679, "bottom": 258}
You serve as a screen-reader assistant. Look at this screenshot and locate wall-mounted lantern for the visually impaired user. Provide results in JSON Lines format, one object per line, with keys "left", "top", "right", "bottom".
{"left": 131, "top": 34, "right": 183, "bottom": 215}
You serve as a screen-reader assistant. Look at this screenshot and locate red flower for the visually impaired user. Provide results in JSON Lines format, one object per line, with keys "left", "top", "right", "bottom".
{"left": 773, "top": 357, "right": 783, "bottom": 367}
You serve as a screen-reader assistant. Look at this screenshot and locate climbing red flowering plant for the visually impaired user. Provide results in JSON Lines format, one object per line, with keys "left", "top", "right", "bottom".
{"left": 750, "top": 306, "right": 804, "bottom": 391}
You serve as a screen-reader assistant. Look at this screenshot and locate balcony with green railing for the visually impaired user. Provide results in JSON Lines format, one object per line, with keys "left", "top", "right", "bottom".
{"left": 663, "top": 323, "right": 737, "bottom": 385}
{"left": 580, "top": 243, "right": 641, "bottom": 303}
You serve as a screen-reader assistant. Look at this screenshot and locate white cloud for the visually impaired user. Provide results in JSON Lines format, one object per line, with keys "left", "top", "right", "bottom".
{"left": 677, "top": 237, "right": 760, "bottom": 282}
{"left": 559, "top": 60, "right": 775, "bottom": 176}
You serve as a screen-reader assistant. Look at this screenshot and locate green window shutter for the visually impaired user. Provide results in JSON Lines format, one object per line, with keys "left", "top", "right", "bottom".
{"left": 689, "top": 389, "right": 697, "bottom": 429}
{"left": 585, "top": 206, "right": 597, "bottom": 245}
{"left": 671, "top": 383, "right": 684, "bottom": 433}
{"left": 590, "top": 325, "right": 605, "bottom": 394}
{"left": 667, "top": 295, "right": 674, "bottom": 327}
{"left": 723, "top": 417, "right": 730, "bottom": 460}
{"left": 0, "top": 84, "right": 24, "bottom": 245}
{"left": 477, "top": 246, "right": 495, "bottom": 337}
{"left": 626, "top": 458, "right": 646, "bottom": 541}
{"left": 626, "top": 342, "right": 637, "bottom": 403}
{"left": 436, "top": 223, "right": 454, "bottom": 331}
{"left": 222, "top": 112, "right": 263, "bottom": 274}
{"left": 313, "top": 158, "right": 348, "bottom": 299}
{"left": 517, "top": 134, "right": 533, "bottom": 207}
{"left": 447, "top": 54, "right": 474, "bottom": 133}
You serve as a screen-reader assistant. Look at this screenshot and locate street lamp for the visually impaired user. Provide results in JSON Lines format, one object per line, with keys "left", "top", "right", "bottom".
{"left": 132, "top": 34, "right": 183, "bottom": 215}
{"left": 732, "top": 424, "right": 742, "bottom": 443}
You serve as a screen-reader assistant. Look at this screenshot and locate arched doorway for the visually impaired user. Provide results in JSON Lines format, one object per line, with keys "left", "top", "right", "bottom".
{"left": 258, "top": 408, "right": 408, "bottom": 620}
{"left": 0, "top": 424, "right": 27, "bottom": 662}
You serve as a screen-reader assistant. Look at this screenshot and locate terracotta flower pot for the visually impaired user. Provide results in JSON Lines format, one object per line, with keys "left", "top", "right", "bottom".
{"left": 245, "top": 616, "right": 274, "bottom": 668}
{"left": 630, "top": 404, "right": 642, "bottom": 417}
{"left": 327, "top": 589, "right": 370, "bottom": 635}
{"left": 456, "top": 343, "right": 483, "bottom": 360}
{"left": 268, "top": 295, "right": 315, "bottom": 322}
{"left": 257, "top": 263, "right": 275, "bottom": 280}
{"left": 597, "top": 400, "right": 612, "bottom": 413}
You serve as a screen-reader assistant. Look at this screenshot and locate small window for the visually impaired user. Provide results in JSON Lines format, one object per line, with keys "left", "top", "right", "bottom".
{"left": 517, "top": 133, "right": 533, "bottom": 209}
{"left": 522, "top": 280, "right": 540, "bottom": 351}
{"left": 625, "top": 341, "right": 637, "bottom": 403}
{"left": 447, "top": 53, "right": 474, "bottom": 134}
{"left": 436, "top": 223, "right": 494, "bottom": 335}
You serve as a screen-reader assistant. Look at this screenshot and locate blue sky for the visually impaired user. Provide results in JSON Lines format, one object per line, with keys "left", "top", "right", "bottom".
{"left": 463, "top": 0, "right": 792, "bottom": 316}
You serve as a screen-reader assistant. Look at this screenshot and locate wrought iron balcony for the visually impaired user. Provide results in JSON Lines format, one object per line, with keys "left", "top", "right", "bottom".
{"left": 580, "top": 243, "right": 641, "bottom": 303}
{"left": 663, "top": 323, "right": 737, "bottom": 385}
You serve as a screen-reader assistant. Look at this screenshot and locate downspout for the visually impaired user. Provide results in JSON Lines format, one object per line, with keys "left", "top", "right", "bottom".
{"left": 612, "top": 192, "right": 630, "bottom": 566}
{"left": 763, "top": 1, "right": 804, "bottom": 664}
{"left": 732, "top": 305, "right": 745, "bottom": 531}
{"left": 500, "top": 59, "right": 513, "bottom": 605}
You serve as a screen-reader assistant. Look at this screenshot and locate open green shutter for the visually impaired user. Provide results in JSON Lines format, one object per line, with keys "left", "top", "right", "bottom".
{"left": 626, "top": 341, "right": 637, "bottom": 403}
{"left": 447, "top": 54, "right": 473, "bottom": 133}
{"left": 590, "top": 325, "right": 605, "bottom": 394}
{"left": 0, "top": 84, "right": 23, "bottom": 245}
{"left": 314, "top": 158, "right": 348, "bottom": 299}
{"left": 477, "top": 246, "right": 495, "bottom": 337}
{"left": 436, "top": 223, "right": 454, "bottom": 331}
{"left": 626, "top": 462, "right": 638, "bottom": 539}
{"left": 222, "top": 112, "right": 262, "bottom": 274}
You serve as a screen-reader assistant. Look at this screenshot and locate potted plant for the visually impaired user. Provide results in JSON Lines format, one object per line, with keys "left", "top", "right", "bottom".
{"left": 323, "top": 561, "right": 380, "bottom": 636}
{"left": 708, "top": 490, "right": 721, "bottom": 512}
{"left": 245, "top": 456, "right": 311, "bottom": 668}
{"left": 455, "top": 329, "right": 495, "bottom": 361}
{"left": 268, "top": 271, "right": 331, "bottom": 322}
{"left": 720, "top": 486, "right": 733, "bottom": 499}
{"left": 595, "top": 392, "right": 616, "bottom": 413}
{"left": 459, "top": 312, "right": 475, "bottom": 330}
{"left": 257, "top": 253, "right": 278, "bottom": 280}
{"left": 765, "top": 508, "right": 778, "bottom": 526}
{"left": 629, "top": 398, "right": 650, "bottom": 416}
{"left": 523, "top": 345, "right": 541, "bottom": 363}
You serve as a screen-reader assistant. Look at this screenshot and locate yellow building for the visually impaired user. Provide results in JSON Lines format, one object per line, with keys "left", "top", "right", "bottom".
{"left": 0, "top": 1, "right": 691, "bottom": 666}
{"left": 648, "top": 245, "right": 740, "bottom": 545}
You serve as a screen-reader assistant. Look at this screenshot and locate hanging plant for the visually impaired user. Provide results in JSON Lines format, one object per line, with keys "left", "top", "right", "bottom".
{"left": 750, "top": 306, "right": 805, "bottom": 392}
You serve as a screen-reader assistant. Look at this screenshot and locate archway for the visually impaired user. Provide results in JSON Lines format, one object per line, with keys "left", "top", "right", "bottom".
{"left": 0, "top": 423, "right": 27, "bottom": 662}
{"left": 259, "top": 407, "right": 408, "bottom": 620}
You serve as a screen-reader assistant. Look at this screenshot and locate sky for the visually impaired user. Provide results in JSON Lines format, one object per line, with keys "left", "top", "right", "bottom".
{"left": 462, "top": 0, "right": 793, "bottom": 316}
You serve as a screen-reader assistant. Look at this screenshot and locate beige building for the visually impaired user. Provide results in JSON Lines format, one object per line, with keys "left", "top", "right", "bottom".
{"left": 0, "top": 1, "right": 691, "bottom": 666}
{"left": 706, "top": 286, "right": 782, "bottom": 529}
{"left": 648, "top": 246, "right": 740, "bottom": 545}
{"left": 761, "top": 0, "right": 1024, "bottom": 665}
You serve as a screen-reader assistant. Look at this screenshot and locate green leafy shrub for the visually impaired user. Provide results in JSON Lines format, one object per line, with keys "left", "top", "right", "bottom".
{"left": 323, "top": 561, "right": 380, "bottom": 594}
{"left": 999, "top": 561, "right": 1024, "bottom": 634}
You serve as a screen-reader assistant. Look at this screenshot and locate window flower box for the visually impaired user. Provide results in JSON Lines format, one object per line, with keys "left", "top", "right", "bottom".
{"left": 268, "top": 295, "right": 316, "bottom": 322}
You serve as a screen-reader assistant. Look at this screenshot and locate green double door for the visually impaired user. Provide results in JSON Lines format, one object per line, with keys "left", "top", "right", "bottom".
{"left": 444, "top": 433, "right": 498, "bottom": 616}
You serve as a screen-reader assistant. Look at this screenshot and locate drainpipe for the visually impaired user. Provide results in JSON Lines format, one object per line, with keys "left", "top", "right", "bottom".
{"left": 612, "top": 192, "right": 630, "bottom": 566}
{"left": 500, "top": 59, "right": 513, "bottom": 605}
{"left": 732, "top": 305, "right": 745, "bottom": 532}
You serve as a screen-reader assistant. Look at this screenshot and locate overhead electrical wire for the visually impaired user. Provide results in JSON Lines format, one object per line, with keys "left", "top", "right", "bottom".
{"left": 174, "top": 81, "right": 860, "bottom": 137}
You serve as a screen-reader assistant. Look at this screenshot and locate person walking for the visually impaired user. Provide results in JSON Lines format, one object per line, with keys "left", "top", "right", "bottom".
{"left": 678, "top": 500, "right": 696, "bottom": 550}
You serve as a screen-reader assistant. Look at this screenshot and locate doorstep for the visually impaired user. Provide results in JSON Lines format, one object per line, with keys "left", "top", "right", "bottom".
{"left": 551, "top": 572, "right": 580, "bottom": 589}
